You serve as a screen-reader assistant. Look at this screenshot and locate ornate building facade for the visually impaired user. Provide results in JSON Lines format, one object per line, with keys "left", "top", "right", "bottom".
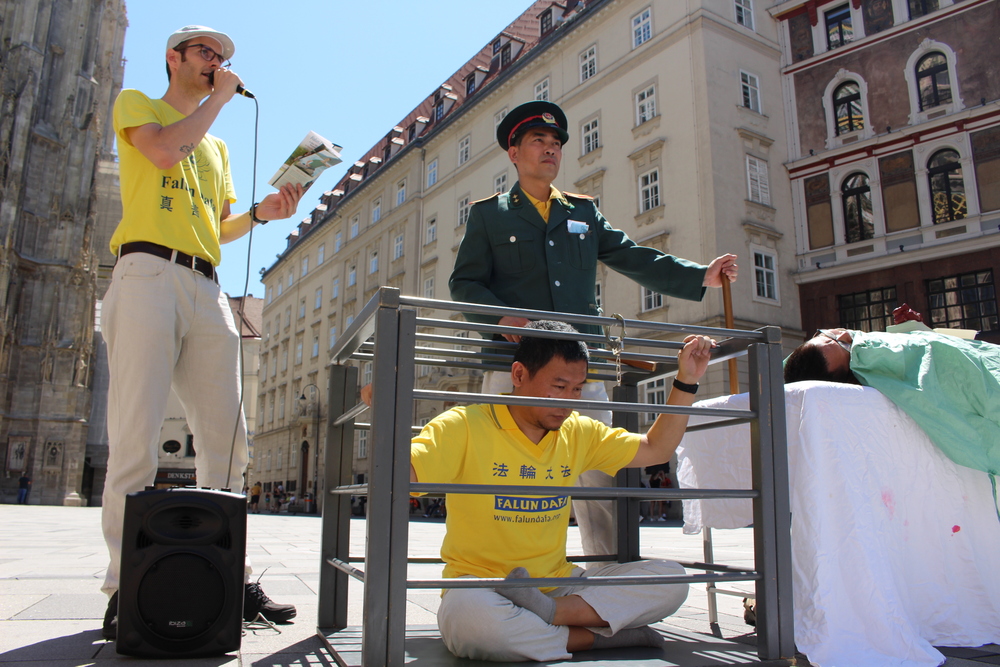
{"left": 773, "top": 0, "right": 1000, "bottom": 341}
{"left": 0, "top": 0, "right": 126, "bottom": 504}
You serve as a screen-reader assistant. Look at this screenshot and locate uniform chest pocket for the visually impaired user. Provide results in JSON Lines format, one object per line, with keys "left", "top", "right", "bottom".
{"left": 566, "top": 226, "right": 597, "bottom": 270}
{"left": 493, "top": 233, "right": 537, "bottom": 275}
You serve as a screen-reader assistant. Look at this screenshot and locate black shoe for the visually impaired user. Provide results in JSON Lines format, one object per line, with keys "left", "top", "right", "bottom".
{"left": 102, "top": 591, "right": 118, "bottom": 640}
{"left": 243, "top": 582, "right": 296, "bottom": 623}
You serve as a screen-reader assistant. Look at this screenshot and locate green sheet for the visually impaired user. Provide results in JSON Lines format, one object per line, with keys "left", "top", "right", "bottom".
{"left": 851, "top": 330, "right": 1000, "bottom": 476}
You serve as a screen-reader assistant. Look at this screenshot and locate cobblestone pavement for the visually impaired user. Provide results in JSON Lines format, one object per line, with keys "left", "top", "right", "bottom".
{"left": 0, "top": 505, "right": 996, "bottom": 665}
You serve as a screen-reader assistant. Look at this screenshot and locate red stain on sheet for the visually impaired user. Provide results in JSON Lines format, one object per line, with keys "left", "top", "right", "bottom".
{"left": 952, "top": 525, "right": 961, "bottom": 534}
{"left": 881, "top": 490, "right": 895, "bottom": 519}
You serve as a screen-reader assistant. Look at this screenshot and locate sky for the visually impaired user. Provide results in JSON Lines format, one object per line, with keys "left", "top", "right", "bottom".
{"left": 121, "top": 1, "right": 533, "bottom": 298}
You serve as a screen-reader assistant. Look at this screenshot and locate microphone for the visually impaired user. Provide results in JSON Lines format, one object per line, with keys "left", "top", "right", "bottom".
{"left": 207, "top": 71, "right": 255, "bottom": 99}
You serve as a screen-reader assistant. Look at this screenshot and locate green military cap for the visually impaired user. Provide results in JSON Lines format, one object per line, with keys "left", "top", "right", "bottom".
{"left": 496, "top": 100, "right": 570, "bottom": 150}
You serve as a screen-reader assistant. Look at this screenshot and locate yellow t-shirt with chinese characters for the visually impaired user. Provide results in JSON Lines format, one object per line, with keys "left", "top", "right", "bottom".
{"left": 410, "top": 403, "right": 640, "bottom": 588}
{"left": 522, "top": 185, "right": 569, "bottom": 224}
{"left": 110, "top": 89, "right": 236, "bottom": 266}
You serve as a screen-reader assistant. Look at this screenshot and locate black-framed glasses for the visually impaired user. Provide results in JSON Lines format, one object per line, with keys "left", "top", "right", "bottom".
{"left": 175, "top": 43, "right": 230, "bottom": 68}
{"left": 813, "top": 329, "right": 852, "bottom": 353}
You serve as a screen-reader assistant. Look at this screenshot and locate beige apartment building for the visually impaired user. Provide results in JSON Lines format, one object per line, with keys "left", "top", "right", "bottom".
{"left": 254, "top": 0, "right": 804, "bottom": 499}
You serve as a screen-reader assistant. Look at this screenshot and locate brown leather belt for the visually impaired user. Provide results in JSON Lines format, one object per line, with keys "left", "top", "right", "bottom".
{"left": 118, "top": 241, "right": 217, "bottom": 283}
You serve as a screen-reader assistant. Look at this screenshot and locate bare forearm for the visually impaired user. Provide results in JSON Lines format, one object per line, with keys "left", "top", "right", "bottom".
{"left": 136, "top": 97, "right": 227, "bottom": 169}
{"left": 219, "top": 210, "right": 254, "bottom": 244}
{"left": 643, "top": 386, "right": 697, "bottom": 461}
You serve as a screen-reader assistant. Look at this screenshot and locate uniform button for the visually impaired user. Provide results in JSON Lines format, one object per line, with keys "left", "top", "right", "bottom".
{"left": 555, "top": 280, "right": 561, "bottom": 287}
{"left": 579, "top": 233, "right": 586, "bottom": 240}
{"left": 549, "top": 240, "right": 555, "bottom": 246}
{"left": 510, "top": 235, "right": 516, "bottom": 243}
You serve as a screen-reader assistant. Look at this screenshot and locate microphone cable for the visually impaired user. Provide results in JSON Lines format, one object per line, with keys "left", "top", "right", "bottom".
{"left": 225, "top": 94, "right": 260, "bottom": 493}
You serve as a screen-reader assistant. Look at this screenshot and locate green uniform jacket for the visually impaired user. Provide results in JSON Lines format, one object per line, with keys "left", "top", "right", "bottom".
{"left": 449, "top": 182, "right": 708, "bottom": 338}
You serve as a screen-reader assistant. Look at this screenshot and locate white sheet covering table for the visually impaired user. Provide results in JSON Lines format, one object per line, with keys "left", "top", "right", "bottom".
{"left": 676, "top": 382, "right": 1000, "bottom": 667}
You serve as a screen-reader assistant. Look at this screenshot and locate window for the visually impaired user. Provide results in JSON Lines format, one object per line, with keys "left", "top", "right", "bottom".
{"left": 348, "top": 265, "right": 356, "bottom": 287}
{"left": 642, "top": 377, "right": 666, "bottom": 422}
{"left": 287, "top": 273, "right": 293, "bottom": 288}
{"left": 642, "top": 286, "right": 662, "bottom": 312}
{"left": 332, "top": 277, "right": 339, "bottom": 299}
{"left": 494, "top": 172, "right": 508, "bottom": 194}
{"left": 639, "top": 169, "right": 660, "bottom": 212}
{"left": 362, "top": 361, "right": 373, "bottom": 386}
{"left": 839, "top": 286, "right": 897, "bottom": 332}
{"left": 841, "top": 172, "right": 873, "bottom": 243}
{"left": 393, "top": 233, "right": 404, "bottom": 260}
{"left": 500, "top": 42, "right": 512, "bottom": 67}
{"left": 916, "top": 52, "right": 952, "bottom": 111}
{"left": 435, "top": 99, "right": 445, "bottom": 121}
{"left": 295, "top": 339, "right": 303, "bottom": 365}
{"left": 268, "top": 395, "right": 275, "bottom": 423}
{"left": 267, "top": 286, "right": 273, "bottom": 304}
{"left": 301, "top": 256, "right": 309, "bottom": 277}
{"left": 636, "top": 85, "right": 656, "bottom": 125}
{"left": 534, "top": 78, "right": 550, "bottom": 102}
{"left": 277, "top": 446, "right": 283, "bottom": 467}
{"left": 494, "top": 108, "right": 508, "bottom": 129}
{"left": 632, "top": 8, "right": 652, "bottom": 48}
{"left": 465, "top": 73, "right": 476, "bottom": 96}
{"left": 735, "top": 0, "right": 754, "bottom": 30}
{"left": 424, "top": 276, "right": 435, "bottom": 299}
{"left": 540, "top": 8, "right": 553, "bottom": 34}
{"left": 825, "top": 5, "right": 853, "bottom": 50}
{"left": 582, "top": 118, "right": 600, "bottom": 155}
{"left": 328, "top": 325, "right": 337, "bottom": 349}
{"left": 396, "top": 181, "right": 406, "bottom": 206}
{"left": 456, "top": 196, "right": 471, "bottom": 226}
{"left": 312, "top": 336, "right": 319, "bottom": 358}
{"left": 357, "top": 430, "right": 368, "bottom": 459}
{"left": 927, "top": 270, "right": 997, "bottom": 332}
{"left": 335, "top": 231, "right": 342, "bottom": 253}
{"left": 834, "top": 82, "right": 864, "bottom": 135}
{"left": 908, "top": 0, "right": 939, "bottom": 19}
{"left": 427, "top": 159, "right": 438, "bottom": 187}
{"left": 595, "top": 281, "right": 602, "bottom": 311}
{"left": 425, "top": 218, "right": 437, "bottom": 245}
{"left": 740, "top": 71, "right": 761, "bottom": 113}
{"left": 281, "top": 344, "right": 288, "bottom": 371}
{"left": 580, "top": 45, "right": 597, "bottom": 83}
{"left": 314, "top": 287, "right": 322, "bottom": 310}
{"left": 372, "top": 198, "right": 381, "bottom": 224}
{"left": 350, "top": 216, "right": 359, "bottom": 239}
{"left": 369, "top": 250, "right": 378, "bottom": 274}
{"left": 346, "top": 314, "right": 354, "bottom": 328}
{"left": 317, "top": 243, "right": 325, "bottom": 265}
{"left": 746, "top": 156, "right": 770, "bottom": 206}
{"left": 753, "top": 250, "right": 778, "bottom": 301}
{"left": 298, "top": 299, "right": 306, "bottom": 319}
{"left": 928, "top": 149, "right": 966, "bottom": 223}
{"left": 458, "top": 135, "right": 471, "bottom": 165}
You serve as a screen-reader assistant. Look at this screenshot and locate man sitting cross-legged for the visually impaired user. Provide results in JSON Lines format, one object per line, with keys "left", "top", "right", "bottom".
{"left": 402, "top": 320, "right": 714, "bottom": 662}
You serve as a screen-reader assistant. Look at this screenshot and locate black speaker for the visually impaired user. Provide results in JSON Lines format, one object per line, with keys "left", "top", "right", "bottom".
{"left": 116, "top": 487, "right": 247, "bottom": 658}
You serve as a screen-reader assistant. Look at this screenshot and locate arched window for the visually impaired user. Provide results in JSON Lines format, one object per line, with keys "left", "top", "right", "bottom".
{"left": 833, "top": 82, "right": 864, "bottom": 135}
{"left": 927, "top": 149, "right": 966, "bottom": 223}
{"left": 916, "top": 52, "right": 952, "bottom": 111}
{"left": 842, "top": 173, "right": 873, "bottom": 243}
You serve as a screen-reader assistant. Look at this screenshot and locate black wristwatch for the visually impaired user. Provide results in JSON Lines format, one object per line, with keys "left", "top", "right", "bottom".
{"left": 672, "top": 378, "right": 699, "bottom": 395}
{"left": 250, "top": 202, "right": 267, "bottom": 225}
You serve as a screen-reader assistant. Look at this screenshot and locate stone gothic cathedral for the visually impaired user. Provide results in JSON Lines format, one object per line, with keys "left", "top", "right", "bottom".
{"left": 0, "top": 0, "right": 126, "bottom": 505}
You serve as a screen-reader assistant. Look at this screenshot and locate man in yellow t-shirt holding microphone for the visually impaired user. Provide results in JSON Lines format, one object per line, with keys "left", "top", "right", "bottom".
{"left": 100, "top": 25, "right": 302, "bottom": 638}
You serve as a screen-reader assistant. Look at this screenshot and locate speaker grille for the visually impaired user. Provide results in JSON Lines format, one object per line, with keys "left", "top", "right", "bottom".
{"left": 137, "top": 553, "right": 226, "bottom": 640}
{"left": 170, "top": 512, "right": 203, "bottom": 531}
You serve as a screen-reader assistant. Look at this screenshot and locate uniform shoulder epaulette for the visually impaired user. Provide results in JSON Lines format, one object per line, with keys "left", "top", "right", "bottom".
{"left": 563, "top": 191, "right": 595, "bottom": 200}
{"left": 471, "top": 192, "right": 501, "bottom": 205}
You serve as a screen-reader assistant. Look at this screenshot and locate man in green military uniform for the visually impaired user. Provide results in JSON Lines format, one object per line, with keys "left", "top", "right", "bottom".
{"left": 449, "top": 100, "right": 738, "bottom": 557}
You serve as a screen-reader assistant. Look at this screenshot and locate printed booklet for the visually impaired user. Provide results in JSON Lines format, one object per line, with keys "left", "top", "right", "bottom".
{"left": 269, "top": 131, "right": 343, "bottom": 192}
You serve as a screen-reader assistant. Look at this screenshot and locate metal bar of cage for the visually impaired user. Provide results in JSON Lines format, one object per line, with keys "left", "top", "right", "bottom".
{"left": 317, "top": 287, "right": 794, "bottom": 665}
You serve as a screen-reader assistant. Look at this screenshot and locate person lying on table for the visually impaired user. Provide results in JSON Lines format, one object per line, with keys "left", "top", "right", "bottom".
{"left": 362, "top": 320, "right": 715, "bottom": 662}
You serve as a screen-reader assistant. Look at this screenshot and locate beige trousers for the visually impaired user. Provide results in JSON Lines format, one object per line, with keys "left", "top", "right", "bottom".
{"left": 100, "top": 253, "right": 249, "bottom": 596}
{"left": 438, "top": 559, "right": 689, "bottom": 662}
